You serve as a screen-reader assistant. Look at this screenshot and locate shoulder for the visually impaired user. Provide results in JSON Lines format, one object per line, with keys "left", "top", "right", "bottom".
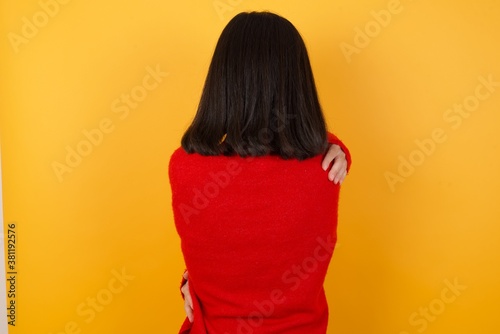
{"left": 327, "top": 131, "right": 341, "bottom": 145}
{"left": 169, "top": 146, "right": 187, "bottom": 163}
{"left": 168, "top": 147, "right": 185, "bottom": 170}
{"left": 169, "top": 146, "right": 222, "bottom": 167}
{"left": 168, "top": 147, "right": 190, "bottom": 179}
{"left": 168, "top": 146, "right": 227, "bottom": 179}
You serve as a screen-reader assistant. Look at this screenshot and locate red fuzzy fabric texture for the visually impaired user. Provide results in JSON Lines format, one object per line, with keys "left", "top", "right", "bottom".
{"left": 169, "top": 133, "right": 351, "bottom": 334}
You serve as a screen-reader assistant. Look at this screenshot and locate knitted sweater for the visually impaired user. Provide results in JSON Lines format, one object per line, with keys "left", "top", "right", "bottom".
{"left": 169, "top": 133, "right": 351, "bottom": 334}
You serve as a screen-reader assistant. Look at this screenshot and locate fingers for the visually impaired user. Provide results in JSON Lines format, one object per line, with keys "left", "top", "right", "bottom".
{"left": 181, "top": 271, "right": 193, "bottom": 323}
{"left": 181, "top": 280, "right": 194, "bottom": 322}
{"left": 328, "top": 158, "right": 347, "bottom": 184}
{"left": 337, "top": 168, "right": 348, "bottom": 185}
{"left": 184, "top": 298, "right": 194, "bottom": 323}
{"left": 323, "top": 145, "right": 348, "bottom": 184}
{"left": 322, "top": 145, "right": 342, "bottom": 171}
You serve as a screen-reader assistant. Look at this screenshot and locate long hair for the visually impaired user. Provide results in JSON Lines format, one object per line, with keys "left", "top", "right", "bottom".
{"left": 181, "top": 11, "right": 328, "bottom": 160}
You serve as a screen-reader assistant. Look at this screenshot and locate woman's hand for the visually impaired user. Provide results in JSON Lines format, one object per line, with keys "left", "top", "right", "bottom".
{"left": 322, "top": 144, "right": 348, "bottom": 184}
{"left": 181, "top": 271, "right": 194, "bottom": 323}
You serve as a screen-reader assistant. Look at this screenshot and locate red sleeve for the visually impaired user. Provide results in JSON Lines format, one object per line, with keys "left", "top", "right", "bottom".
{"left": 327, "top": 132, "right": 352, "bottom": 173}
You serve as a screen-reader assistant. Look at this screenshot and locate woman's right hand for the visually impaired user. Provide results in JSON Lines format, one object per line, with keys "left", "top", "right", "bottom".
{"left": 181, "top": 271, "right": 194, "bottom": 323}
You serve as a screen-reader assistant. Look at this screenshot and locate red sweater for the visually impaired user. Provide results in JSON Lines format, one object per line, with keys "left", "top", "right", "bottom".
{"left": 169, "top": 133, "right": 351, "bottom": 334}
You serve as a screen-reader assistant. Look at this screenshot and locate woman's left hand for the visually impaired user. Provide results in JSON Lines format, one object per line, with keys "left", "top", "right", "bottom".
{"left": 181, "top": 271, "right": 194, "bottom": 323}
{"left": 322, "top": 144, "right": 348, "bottom": 185}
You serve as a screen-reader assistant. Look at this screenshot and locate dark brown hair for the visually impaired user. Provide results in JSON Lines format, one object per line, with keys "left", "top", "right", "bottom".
{"left": 182, "top": 11, "right": 328, "bottom": 160}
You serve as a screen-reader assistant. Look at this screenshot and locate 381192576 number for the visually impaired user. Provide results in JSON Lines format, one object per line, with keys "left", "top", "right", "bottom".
{"left": 7, "top": 223, "right": 16, "bottom": 271}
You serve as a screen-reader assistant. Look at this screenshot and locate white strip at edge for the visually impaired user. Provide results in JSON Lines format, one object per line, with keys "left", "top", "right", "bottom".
{"left": 0, "top": 143, "right": 9, "bottom": 333}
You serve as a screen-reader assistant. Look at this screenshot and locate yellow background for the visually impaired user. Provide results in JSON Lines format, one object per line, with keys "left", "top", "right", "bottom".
{"left": 1, "top": 0, "right": 499, "bottom": 333}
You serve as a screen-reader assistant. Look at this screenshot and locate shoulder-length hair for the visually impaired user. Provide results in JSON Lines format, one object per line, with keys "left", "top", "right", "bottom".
{"left": 181, "top": 11, "right": 328, "bottom": 160}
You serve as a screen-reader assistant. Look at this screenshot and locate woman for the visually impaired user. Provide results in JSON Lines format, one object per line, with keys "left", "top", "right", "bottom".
{"left": 169, "top": 11, "right": 352, "bottom": 333}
